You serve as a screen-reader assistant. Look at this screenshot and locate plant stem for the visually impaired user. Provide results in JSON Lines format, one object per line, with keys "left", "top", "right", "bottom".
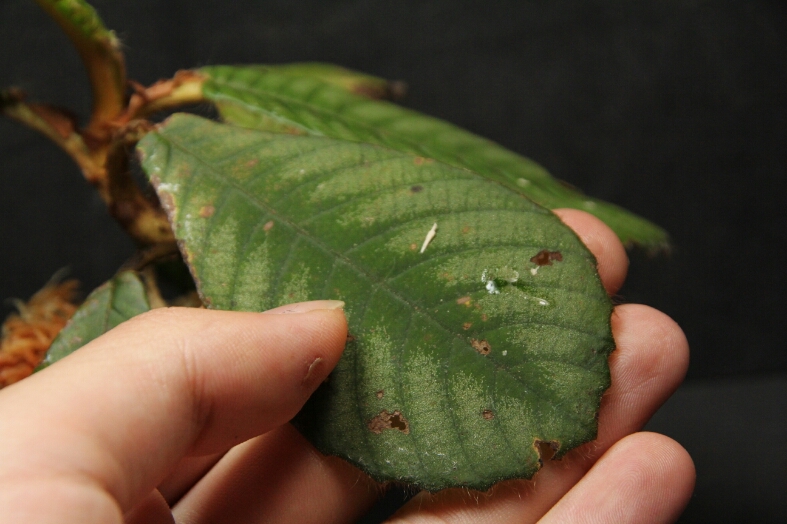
{"left": 125, "top": 70, "right": 207, "bottom": 120}
{"left": 34, "top": 0, "right": 127, "bottom": 142}
{"left": 1, "top": 90, "right": 174, "bottom": 246}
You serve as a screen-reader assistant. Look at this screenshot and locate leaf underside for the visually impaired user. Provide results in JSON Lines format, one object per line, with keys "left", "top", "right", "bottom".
{"left": 198, "top": 64, "right": 668, "bottom": 251}
{"left": 139, "top": 114, "right": 614, "bottom": 491}
{"left": 43, "top": 271, "right": 150, "bottom": 367}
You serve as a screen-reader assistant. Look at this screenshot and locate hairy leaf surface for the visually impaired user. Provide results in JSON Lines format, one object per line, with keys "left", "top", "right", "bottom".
{"left": 199, "top": 65, "right": 668, "bottom": 250}
{"left": 139, "top": 114, "right": 615, "bottom": 491}
{"left": 43, "top": 271, "right": 150, "bottom": 367}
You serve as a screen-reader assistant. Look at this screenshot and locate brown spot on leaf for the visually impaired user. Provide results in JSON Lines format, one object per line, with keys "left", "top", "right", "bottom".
{"left": 463, "top": 322, "right": 473, "bottom": 330}
{"left": 461, "top": 226, "right": 472, "bottom": 234}
{"left": 456, "top": 296, "right": 471, "bottom": 305}
{"left": 198, "top": 205, "right": 215, "bottom": 218}
{"left": 482, "top": 409, "right": 495, "bottom": 420}
{"left": 471, "top": 339, "right": 491, "bottom": 355}
{"left": 351, "top": 84, "right": 388, "bottom": 100}
{"left": 410, "top": 185, "right": 423, "bottom": 193}
{"left": 368, "top": 410, "right": 409, "bottom": 434}
{"left": 409, "top": 243, "right": 418, "bottom": 251}
{"left": 245, "top": 158, "right": 259, "bottom": 168}
{"left": 263, "top": 220, "right": 274, "bottom": 231}
{"left": 534, "top": 439, "right": 560, "bottom": 466}
{"left": 481, "top": 314, "right": 488, "bottom": 322}
{"left": 413, "top": 156, "right": 425, "bottom": 165}
{"left": 530, "top": 250, "right": 564, "bottom": 266}
{"left": 376, "top": 390, "right": 385, "bottom": 400}
{"left": 346, "top": 333, "right": 356, "bottom": 343}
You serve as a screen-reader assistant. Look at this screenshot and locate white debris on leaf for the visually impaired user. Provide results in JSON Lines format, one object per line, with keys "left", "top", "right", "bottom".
{"left": 156, "top": 182, "right": 180, "bottom": 193}
{"left": 419, "top": 223, "right": 438, "bottom": 253}
{"left": 480, "top": 269, "right": 500, "bottom": 295}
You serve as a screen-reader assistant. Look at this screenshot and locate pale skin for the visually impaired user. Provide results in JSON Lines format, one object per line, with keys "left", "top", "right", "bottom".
{"left": 0, "top": 209, "right": 694, "bottom": 523}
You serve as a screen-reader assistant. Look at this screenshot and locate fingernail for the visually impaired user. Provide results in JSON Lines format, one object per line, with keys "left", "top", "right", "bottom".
{"left": 262, "top": 300, "right": 345, "bottom": 315}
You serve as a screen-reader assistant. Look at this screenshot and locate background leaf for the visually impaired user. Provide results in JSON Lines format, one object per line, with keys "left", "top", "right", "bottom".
{"left": 42, "top": 270, "right": 150, "bottom": 367}
{"left": 139, "top": 114, "right": 614, "bottom": 491}
{"left": 260, "top": 62, "right": 405, "bottom": 100}
{"left": 199, "top": 64, "right": 668, "bottom": 250}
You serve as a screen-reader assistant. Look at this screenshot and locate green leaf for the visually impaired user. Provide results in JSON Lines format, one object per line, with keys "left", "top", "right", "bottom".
{"left": 261, "top": 63, "right": 405, "bottom": 100}
{"left": 139, "top": 114, "right": 614, "bottom": 491}
{"left": 199, "top": 64, "right": 668, "bottom": 250}
{"left": 42, "top": 271, "right": 150, "bottom": 368}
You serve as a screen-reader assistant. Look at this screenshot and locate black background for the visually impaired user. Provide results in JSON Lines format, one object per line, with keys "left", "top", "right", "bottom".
{"left": 1, "top": 1, "right": 786, "bottom": 521}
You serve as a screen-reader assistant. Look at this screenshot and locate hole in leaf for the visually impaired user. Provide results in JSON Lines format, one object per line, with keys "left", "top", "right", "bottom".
{"left": 534, "top": 439, "right": 560, "bottom": 466}
{"left": 368, "top": 410, "right": 410, "bottom": 435}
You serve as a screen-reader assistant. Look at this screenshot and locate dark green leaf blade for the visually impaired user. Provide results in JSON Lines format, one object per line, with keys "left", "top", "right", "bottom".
{"left": 199, "top": 64, "right": 668, "bottom": 250}
{"left": 43, "top": 271, "right": 150, "bottom": 367}
{"left": 139, "top": 114, "right": 614, "bottom": 491}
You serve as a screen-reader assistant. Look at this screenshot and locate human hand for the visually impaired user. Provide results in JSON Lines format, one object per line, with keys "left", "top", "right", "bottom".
{"left": 0, "top": 209, "right": 693, "bottom": 523}
{"left": 386, "top": 210, "right": 695, "bottom": 524}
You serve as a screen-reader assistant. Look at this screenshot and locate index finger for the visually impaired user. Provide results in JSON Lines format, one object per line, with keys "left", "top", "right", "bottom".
{"left": 0, "top": 301, "right": 347, "bottom": 523}
{"left": 552, "top": 208, "right": 629, "bottom": 295}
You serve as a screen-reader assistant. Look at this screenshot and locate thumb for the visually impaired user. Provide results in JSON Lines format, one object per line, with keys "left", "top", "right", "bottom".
{"left": 0, "top": 300, "right": 347, "bottom": 523}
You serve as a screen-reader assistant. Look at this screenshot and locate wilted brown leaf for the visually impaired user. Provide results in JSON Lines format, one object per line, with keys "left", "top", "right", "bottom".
{"left": 0, "top": 279, "right": 80, "bottom": 388}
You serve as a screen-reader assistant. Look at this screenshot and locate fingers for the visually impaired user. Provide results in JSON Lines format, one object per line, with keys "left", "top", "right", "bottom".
{"left": 172, "top": 424, "right": 381, "bottom": 524}
{"left": 397, "top": 214, "right": 642, "bottom": 524}
{"left": 600, "top": 305, "right": 689, "bottom": 439}
{"left": 0, "top": 300, "right": 347, "bottom": 524}
{"left": 164, "top": 209, "right": 638, "bottom": 523}
{"left": 539, "top": 432, "right": 695, "bottom": 524}
{"left": 124, "top": 490, "right": 174, "bottom": 524}
{"left": 158, "top": 453, "right": 225, "bottom": 505}
{"left": 388, "top": 305, "right": 689, "bottom": 523}
{"left": 553, "top": 208, "right": 629, "bottom": 295}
